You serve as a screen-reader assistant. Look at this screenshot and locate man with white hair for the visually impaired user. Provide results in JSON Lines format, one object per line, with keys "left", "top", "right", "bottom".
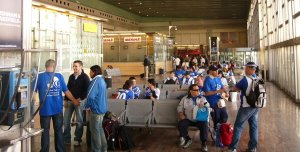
{"left": 35, "top": 59, "right": 79, "bottom": 152}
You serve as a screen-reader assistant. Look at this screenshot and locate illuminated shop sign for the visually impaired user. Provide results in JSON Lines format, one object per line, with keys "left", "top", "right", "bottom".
{"left": 103, "top": 38, "right": 114, "bottom": 43}
{"left": 124, "top": 36, "right": 141, "bottom": 42}
{"left": 83, "top": 23, "right": 97, "bottom": 33}
{"left": 0, "top": 0, "right": 22, "bottom": 49}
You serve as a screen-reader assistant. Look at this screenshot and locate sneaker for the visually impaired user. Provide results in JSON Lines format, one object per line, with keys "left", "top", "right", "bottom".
{"left": 201, "top": 143, "right": 208, "bottom": 152}
{"left": 183, "top": 139, "right": 192, "bottom": 149}
{"left": 247, "top": 148, "right": 256, "bottom": 152}
{"left": 73, "top": 141, "right": 81, "bottom": 147}
{"left": 179, "top": 137, "right": 185, "bottom": 147}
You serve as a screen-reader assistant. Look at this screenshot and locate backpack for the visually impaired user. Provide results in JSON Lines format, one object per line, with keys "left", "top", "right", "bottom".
{"left": 216, "top": 123, "right": 233, "bottom": 147}
{"left": 164, "top": 79, "right": 176, "bottom": 84}
{"left": 116, "top": 126, "right": 135, "bottom": 150}
{"left": 244, "top": 78, "right": 267, "bottom": 108}
{"left": 103, "top": 118, "right": 119, "bottom": 150}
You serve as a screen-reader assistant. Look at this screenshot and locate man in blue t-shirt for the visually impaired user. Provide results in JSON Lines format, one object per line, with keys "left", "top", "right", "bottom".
{"left": 35, "top": 59, "right": 79, "bottom": 152}
{"left": 227, "top": 62, "right": 260, "bottom": 152}
{"left": 203, "top": 65, "right": 228, "bottom": 129}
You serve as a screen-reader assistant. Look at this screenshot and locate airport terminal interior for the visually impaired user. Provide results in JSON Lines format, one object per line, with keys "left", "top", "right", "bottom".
{"left": 1, "top": 0, "right": 300, "bottom": 152}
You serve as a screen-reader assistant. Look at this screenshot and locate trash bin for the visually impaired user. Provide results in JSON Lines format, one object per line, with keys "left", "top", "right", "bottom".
{"left": 159, "top": 68, "right": 164, "bottom": 75}
{"left": 229, "top": 91, "right": 238, "bottom": 102}
{"left": 105, "top": 76, "right": 112, "bottom": 88}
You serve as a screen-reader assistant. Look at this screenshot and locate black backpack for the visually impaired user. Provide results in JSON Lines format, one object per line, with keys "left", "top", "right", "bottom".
{"left": 164, "top": 79, "right": 176, "bottom": 84}
{"left": 116, "top": 126, "right": 135, "bottom": 150}
{"left": 243, "top": 78, "right": 266, "bottom": 108}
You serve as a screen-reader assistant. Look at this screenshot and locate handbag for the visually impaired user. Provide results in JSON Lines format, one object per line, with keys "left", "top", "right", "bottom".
{"left": 195, "top": 106, "right": 209, "bottom": 122}
{"left": 217, "top": 99, "right": 226, "bottom": 108}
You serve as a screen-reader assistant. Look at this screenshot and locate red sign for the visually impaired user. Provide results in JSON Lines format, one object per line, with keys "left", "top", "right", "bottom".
{"left": 103, "top": 38, "right": 114, "bottom": 43}
{"left": 124, "top": 36, "right": 141, "bottom": 42}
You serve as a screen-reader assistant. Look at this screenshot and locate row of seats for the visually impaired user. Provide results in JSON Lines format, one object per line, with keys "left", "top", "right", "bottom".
{"left": 107, "top": 99, "right": 180, "bottom": 128}
{"left": 107, "top": 88, "right": 187, "bottom": 100}
{"left": 136, "top": 84, "right": 190, "bottom": 91}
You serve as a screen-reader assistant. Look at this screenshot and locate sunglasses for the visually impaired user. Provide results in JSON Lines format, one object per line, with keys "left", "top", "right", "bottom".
{"left": 191, "top": 89, "right": 199, "bottom": 92}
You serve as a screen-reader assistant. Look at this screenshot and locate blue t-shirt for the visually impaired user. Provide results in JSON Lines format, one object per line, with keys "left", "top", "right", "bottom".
{"left": 190, "top": 72, "right": 198, "bottom": 78}
{"left": 132, "top": 86, "right": 140, "bottom": 99}
{"left": 198, "top": 86, "right": 205, "bottom": 97}
{"left": 175, "top": 69, "right": 185, "bottom": 83}
{"left": 203, "top": 76, "right": 224, "bottom": 108}
{"left": 36, "top": 72, "right": 68, "bottom": 116}
{"left": 116, "top": 89, "right": 134, "bottom": 100}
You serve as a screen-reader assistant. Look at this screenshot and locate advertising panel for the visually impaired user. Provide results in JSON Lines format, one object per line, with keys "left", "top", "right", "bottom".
{"left": 0, "top": 0, "right": 22, "bottom": 49}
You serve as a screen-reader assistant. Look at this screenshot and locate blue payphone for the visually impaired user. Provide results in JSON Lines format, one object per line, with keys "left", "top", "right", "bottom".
{"left": 0, "top": 68, "right": 28, "bottom": 126}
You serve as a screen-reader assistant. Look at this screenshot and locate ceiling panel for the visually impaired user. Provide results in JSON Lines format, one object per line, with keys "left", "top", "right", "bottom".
{"left": 98, "top": 0, "right": 251, "bottom": 19}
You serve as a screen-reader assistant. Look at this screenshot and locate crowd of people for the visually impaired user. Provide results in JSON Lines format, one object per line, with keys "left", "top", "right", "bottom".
{"left": 34, "top": 58, "right": 260, "bottom": 152}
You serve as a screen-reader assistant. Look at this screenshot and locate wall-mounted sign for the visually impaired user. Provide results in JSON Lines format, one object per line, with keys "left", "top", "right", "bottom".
{"left": 103, "top": 37, "right": 114, "bottom": 43}
{"left": 124, "top": 36, "right": 141, "bottom": 42}
{"left": 0, "top": 0, "right": 22, "bottom": 49}
{"left": 210, "top": 37, "right": 218, "bottom": 53}
{"left": 83, "top": 23, "right": 97, "bottom": 33}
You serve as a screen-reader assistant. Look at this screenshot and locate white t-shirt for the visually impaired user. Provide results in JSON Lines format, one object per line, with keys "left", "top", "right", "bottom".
{"left": 175, "top": 58, "right": 181, "bottom": 66}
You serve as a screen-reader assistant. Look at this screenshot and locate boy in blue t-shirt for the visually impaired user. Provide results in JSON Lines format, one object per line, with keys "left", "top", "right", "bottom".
{"left": 129, "top": 77, "right": 140, "bottom": 99}
{"left": 116, "top": 79, "right": 135, "bottom": 100}
{"left": 35, "top": 59, "right": 79, "bottom": 152}
{"left": 203, "top": 65, "right": 228, "bottom": 129}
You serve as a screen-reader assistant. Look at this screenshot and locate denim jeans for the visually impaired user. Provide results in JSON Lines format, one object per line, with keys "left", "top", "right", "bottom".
{"left": 63, "top": 100, "right": 83, "bottom": 143}
{"left": 211, "top": 106, "right": 228, "bottom": 129}
{"left": 229, "top": 107, "right": 260, "bottom": 150}
{"left": 178, "top": 119, "right": 208, "bottom": 143}
{"left": 40, "top": 113, "right": 64, "bottom": 152}
{"left": 89, "top": 112, "right": 107, "bottom": 152}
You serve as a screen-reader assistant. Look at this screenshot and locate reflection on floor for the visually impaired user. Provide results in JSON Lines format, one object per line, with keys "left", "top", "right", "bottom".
{"left": 31, "top": 76, "right": 300, "bottom": 152}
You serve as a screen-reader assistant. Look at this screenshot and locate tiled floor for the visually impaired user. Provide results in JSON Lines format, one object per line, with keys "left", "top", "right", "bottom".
{"left": 31, "top": 76, "right": 300, "bottom": 152}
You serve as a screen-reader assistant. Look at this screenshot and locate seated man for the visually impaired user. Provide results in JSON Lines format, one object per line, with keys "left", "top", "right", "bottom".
{"left": 129, "top": 77, "right": 141, "bottom": 99}
{"left": 116, "top": 80, "right": 134, "bottom": 100}
{"left": 175, "top": 66, "right": 185, "bottom": 84}
{"left": 144, "top": 79, "right": 160, "bottom": 100}
{"left": 181, "top": 71, "right": 195, "bottom": 85}
{"left": 177, "top": 84, "right": 209, "bottom": 152}
{"left": 164, "top": 71, "right": 179, "bottom": 84}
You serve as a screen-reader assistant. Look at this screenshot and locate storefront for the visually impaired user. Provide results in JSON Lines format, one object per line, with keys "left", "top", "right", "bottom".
{"left": 31, "top": 3, "right": 105, "bottom": 80}
{"left": 103, "top": 31, "right": 174, "bottom": 75}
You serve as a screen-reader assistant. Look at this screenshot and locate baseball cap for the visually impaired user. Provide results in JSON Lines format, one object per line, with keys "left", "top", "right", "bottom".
{"left": 208, "top": 65, "right": 218, "bottom": 71}
{"left": 245, "top": 62, "right": 258, "bottom": 69}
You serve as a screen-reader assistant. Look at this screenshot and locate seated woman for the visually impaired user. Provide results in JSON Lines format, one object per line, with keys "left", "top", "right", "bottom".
{"left": 181, "top": 71, "right": 195, "bottom": 85}
{"left": 116, "top": 80, "right": 134, "bottom": 100}
{"left": 177, "top": 84, "right": 209, "bottom": 151}
{"left": 144, "top": 79, "right": 160, "bottom": 100}
{"left": 129, "top": 77, "right": 141, "bottom": 99}
{"left": 164, "top": 71, "right": 179, "bottom": 84}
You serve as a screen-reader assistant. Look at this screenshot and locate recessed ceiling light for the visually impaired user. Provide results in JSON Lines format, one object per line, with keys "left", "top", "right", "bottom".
{"left": 139, "top": 11, "right": 141, "bottom": 14}
{"left": 156, "top": 11, "right": 159, "bottom": 14}
{"left": 149, "top": 8, "right": 151, "bottom": 10}
{"left": 118, "top": 2, "right": 121, "bottom": 5}
{"left": 139, "top": 2, "right": 142, "bottom": 5}
{"left": 129, "top": 7, "right": 132, "bottom": 10}
{"left": 146, "top": 14, "right": 149, "bottom": 16}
